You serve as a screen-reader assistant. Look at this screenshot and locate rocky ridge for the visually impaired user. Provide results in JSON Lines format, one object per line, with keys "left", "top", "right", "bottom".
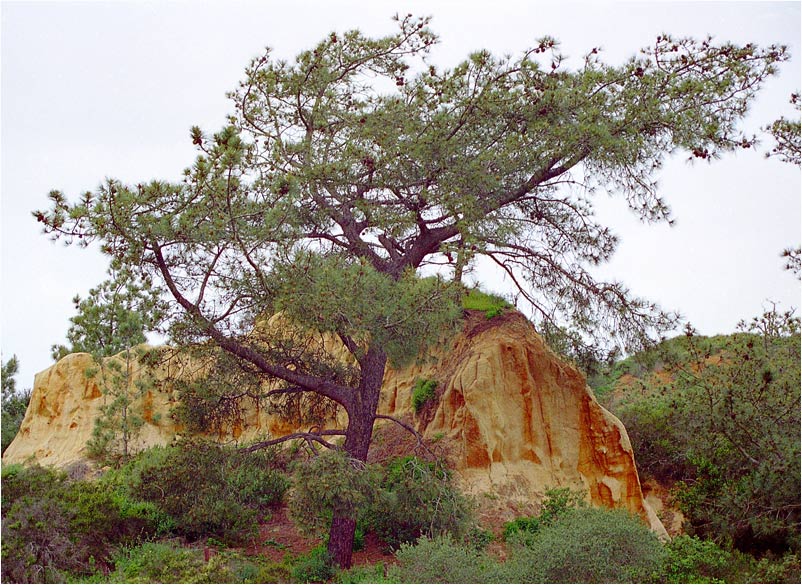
{"left": 3, "top": 310, "right": 666, "bottom": 537}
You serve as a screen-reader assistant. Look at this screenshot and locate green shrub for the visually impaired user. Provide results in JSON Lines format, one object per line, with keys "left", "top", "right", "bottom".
{"left": 389, "top": 535, "right": 498, "bottom": 583}
{"left": 1, "top": 464, "right": 161, "bottom": 581}
{"left": 464, "top": 526, "right": 494, "bottom": 551}
{"left": 108, "top": 542, "right": 205, "bottom": 583}
{"left": 290, "top": 453, "right": 472, "bottom": 552}
{"left": 364, "top": 456, "right": 472, "bottom": 550}
{"left": 129, "top": 440, "right": 288, "bottom": 545}
{"left": 1, "top": 463, "right": 68, "bottom": 509}
{"left": 228, "top": 458, "right": 291, "bottom": 509}
{"left": 746, "top": 551, "right": 802, "bottom": 584}
{"left": 1, "top": 496, "right": 78, "bottom": 583}
{"left": 608, "top": 315, "right": 801, "bottom": 554}
{"left": 292, "top": 545, "right": 335, "bottom": 584}
{"left": 504, "top": 507, "right": 666, "bottom": 583}
{"left": 503, "top": 487, "right": 585, "bottom": 541}
{"left": 112, "top": 494, "right": 176, "bottom": 537}
{"left": 289, "top": 450, "right": 377, "bottom": 537}
{"left": 411, "top": 378, "right": 437, "bottom": 413}
{"left": 335, "top": 562, "right": 393, "bottom": 583}
{"left": 663, "top": 535, "right": 733, "bottom": 583}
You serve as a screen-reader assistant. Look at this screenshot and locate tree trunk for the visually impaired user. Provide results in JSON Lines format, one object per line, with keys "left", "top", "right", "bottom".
{"left": 326, "top": 347, "right": 386, "bottom": 569}
{"left": 453, "top": 238, "right": 467, "bottom": 285}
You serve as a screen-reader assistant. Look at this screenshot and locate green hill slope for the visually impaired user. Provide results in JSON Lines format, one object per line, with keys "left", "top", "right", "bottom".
{"left": 592, "top": 313, "right": 800, "bottom": 556}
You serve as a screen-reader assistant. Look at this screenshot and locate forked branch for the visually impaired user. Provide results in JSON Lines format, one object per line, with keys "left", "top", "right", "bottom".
{"left": 374, "top": 414, "right": 439, "bottom": 460}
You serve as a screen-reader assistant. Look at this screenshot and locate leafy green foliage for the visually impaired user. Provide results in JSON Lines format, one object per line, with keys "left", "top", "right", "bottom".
{"left": 107, "top": 542, "right": 206, "bottom": 584}
{"left": 462, "top": 288, "right": 512, "bottom": 319}
{"left": 291, "top": 545, "right": 335, "bottom": 584}
{"left": 365, "top": 456, "right": 472, "bottom": 550}
{"left": 1, "top": 354, "right": 30, "bottom": 454}
{"left": 129, "top": 441, "right": 289, "bottom": 544}
{"left": 608, "top": 307, "right": 801, "bottom": 553}
{"left": 1, "top": 464, "right": 161, "bottom": 582}
{"left": 2, "top": 495, "right": 77, "bottom": 583}
{"left": 103, "top": 541, "right": 244, "bottom": 584}
{"left": 746, "top": 551, "right": 802, "bottom": 584}
{"left": 663, "top": 535, "right": 736, "bottom": 583}
{"left": 290, "top": 453, "right": 472, "bottom": 550}
{"left": 503, "top": 487, "right": 586, "bottom": 541}
{"left": 289, "top": 450, "right": 377, "bottom": 537}
{"left": 389, "top": 535, "right": 499, "bottom": 584}
{"left": 411, "top": 378, "right": 437, "bottom": 412}
{"left": 503, "top": 507, "right": 666, "bottom": 583}
{"left": 335, "top": 562, "right": 394, "bottom": 584}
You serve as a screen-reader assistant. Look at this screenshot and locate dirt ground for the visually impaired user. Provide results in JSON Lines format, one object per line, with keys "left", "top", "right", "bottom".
{"left": 245, "top": 505, "right": 397, "bottom": 567}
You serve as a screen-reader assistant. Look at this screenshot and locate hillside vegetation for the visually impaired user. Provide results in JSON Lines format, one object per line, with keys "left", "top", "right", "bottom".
{"left": 2, "top": 304, "right": 800, "bottom": 583}
{"left": 593, "top": 307, "right": 800, "bottom": 564}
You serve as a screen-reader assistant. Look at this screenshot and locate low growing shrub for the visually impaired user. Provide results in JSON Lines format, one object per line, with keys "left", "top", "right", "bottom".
{"left": 389, "top": 535, "right": 498, "bottom": 583}
{"left": 503, "top": 486, "right": 585, "bottom": 541}
{"left": 108, "top": 542, "right": 205, "bottom": 583}
{"left": 335, "top": 562, "right": 393, "bottom": 584}
{"left": 411, "top": 378, "right": 437, "bottom": 413}
{"left": 365, "top": 456, "right": 472, "bottom": 550}
{"left": 1, "top": 496, "right": 78, "bottom": 583}
{"left": 1, "top": 464, "right": 162, "bottom": 581}
{"left": 504, "top": 507, "right": 666, "bottom": 583}
{"left": 129, "top": 440, "right": 289, "bottom": 545}
{"left": 663, "top": 534, "right": 733, "bottom": 583}
{"left": 292, "top": 545, "right": 335, "bottom": 584}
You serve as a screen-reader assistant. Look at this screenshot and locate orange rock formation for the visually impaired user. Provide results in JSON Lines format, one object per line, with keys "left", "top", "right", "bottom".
{"left": 3, "top": 310, "right": 666, "bottom": 537}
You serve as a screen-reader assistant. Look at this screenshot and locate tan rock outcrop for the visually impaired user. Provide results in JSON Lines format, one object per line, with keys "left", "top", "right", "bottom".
{"left": 3, "top": 311, "right": 666, "bottom": 537}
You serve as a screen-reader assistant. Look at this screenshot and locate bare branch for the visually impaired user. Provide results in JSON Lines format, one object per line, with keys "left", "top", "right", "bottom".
{"left": 243, "top": 428, "right": 346, "bottom": 453}
{"left": 374, "top": 414, "right": 439, "bottom": 460}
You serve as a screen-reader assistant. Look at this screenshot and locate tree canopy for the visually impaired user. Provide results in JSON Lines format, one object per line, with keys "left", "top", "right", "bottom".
{"left": 35, "top": 15, "right": 790, "bottom": 567}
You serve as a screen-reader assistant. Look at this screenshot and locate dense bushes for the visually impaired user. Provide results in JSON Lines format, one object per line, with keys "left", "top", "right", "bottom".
{"left": 609, "top": 311, "right": 801, "bottom": 553}
{"left": 389, "top": 507, "right": 666, "bottom": 584}
{"left": 390, "top": 535, "right": 498, "bottom": 583}
{"left": 502, "top": 487, "right": 585, "bottom": 541}
{"left": 290, "top": 452, "right": 472, "bottom": 552}
{"left": 123, "top": 440, "right": 289, "bottom": 545}
{"left": 2, "top": 442, "right": 290, "bottom": 582}
{"left": 5, "top": 446, "right": 798, "bottom": 583}
{"left": 292, "top": 545, "right": 336, "bottom": 583}
{"left": 503, "top": 508, "right": 666, "bottom": 583}
{"left": 1, "top": 464, "right": 161, "bottom": 582}
{"left": 367, "top": 455, "right": 472, "bottom": 549}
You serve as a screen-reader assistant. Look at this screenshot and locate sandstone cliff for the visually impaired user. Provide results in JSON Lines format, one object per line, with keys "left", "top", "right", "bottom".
{"left": 3, "top": 310, "right": 666, "bottom": 537}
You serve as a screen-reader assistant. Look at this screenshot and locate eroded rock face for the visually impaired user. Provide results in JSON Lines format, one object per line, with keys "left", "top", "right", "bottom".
{"left": 2, "top": 311, "right": 666, "bottom": 537}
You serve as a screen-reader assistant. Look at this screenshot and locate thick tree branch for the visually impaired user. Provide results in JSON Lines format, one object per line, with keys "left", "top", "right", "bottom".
{"left": 151, "top": 242, "right": 354, "bottom": 409}
{"left": 243, "top": 429, "right": 346, "bottom": 453}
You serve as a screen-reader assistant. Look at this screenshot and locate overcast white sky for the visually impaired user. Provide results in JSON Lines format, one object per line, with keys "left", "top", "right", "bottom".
{"left": 2, "top": 1, "right": 800, "bottom": 388}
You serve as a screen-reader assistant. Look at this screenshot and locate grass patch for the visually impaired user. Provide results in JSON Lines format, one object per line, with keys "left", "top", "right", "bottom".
{"left": 462, "top": 288, "right": 512, "bottom": 319}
